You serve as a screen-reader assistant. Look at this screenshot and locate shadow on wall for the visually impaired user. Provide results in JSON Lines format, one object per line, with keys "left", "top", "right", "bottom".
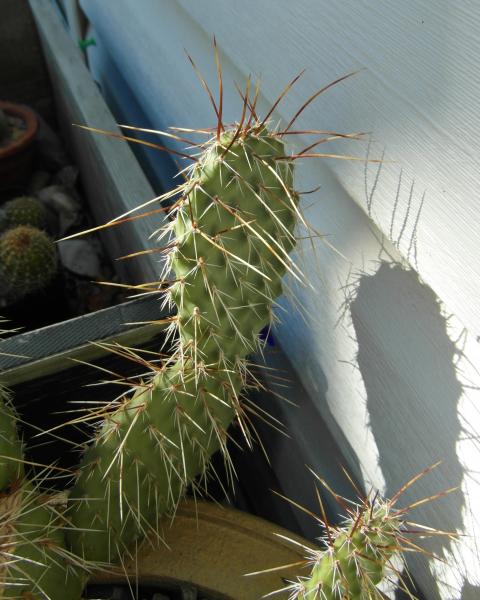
{"left": 223, "top": 345, "right": 368, "bottom": 543}
{"left": 263, "top": 347, "right": 368, "bottom": 525}
{"left": 349, "top": 261, "right": 479, "bottom": 600}
{"left": 460, "top": 581, "right": 480, "bottom": 600}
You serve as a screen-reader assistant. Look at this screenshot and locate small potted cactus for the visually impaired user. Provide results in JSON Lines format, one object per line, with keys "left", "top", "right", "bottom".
{"left": 0, "top": 195, "right": 68, "bottom": 331}
{"left": 0, "top": 101, "right": 38, "bottom": 197}
{"left": 0, "top": 225, "right": 58, "bottom": 298}
{"left": 1, "top": 195, "right": 49, "bottom": 231}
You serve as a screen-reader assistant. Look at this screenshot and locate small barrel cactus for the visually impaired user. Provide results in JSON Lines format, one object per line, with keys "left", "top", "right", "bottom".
{"left": 0, "top": 387, "right": 23, "bottom": 490}
{"left": 3, "top": 196, "right": 48, "bottom": 230}
{"left": 0, "top": 225, "right": 58, "bottom": 297}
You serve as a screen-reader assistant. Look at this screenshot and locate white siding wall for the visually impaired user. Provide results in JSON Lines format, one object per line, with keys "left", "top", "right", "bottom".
{"left": 79, "top": 1, "right": 480, "bottom": 598}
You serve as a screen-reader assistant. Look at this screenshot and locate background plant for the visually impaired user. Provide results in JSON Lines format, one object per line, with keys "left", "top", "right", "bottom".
{"left": 0, "top": 224, "right": 58, "bottom": 299}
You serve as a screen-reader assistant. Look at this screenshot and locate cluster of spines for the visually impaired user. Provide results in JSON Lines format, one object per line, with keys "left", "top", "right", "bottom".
{"left": 263, "top": 466, "right": 456, "bottom": 600}
{"left": 0, "top": 334, "right": 85, "bottom": 599}
{"left": 294, "top": 502, "right": 401, "bottom": 599}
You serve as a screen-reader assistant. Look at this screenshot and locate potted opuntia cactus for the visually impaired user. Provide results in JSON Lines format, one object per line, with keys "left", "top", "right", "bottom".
{"left": 0, "top": 52, "right": 451, "bottom": 599}
{"left": 0, "top": 56, "right": 312, "bottom": 596}
{"left": 0, "top": 101, "right": 38, "bottom": 196}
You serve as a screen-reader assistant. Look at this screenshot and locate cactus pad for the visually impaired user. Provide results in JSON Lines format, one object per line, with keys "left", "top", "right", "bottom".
{"left": 0, "top": 480, "right": 85, "bottom": 599}
{"left": 66, "top": 121, "right": 299, "bottom": 566}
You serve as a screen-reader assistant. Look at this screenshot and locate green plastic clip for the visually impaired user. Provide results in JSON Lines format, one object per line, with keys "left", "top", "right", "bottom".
{"left": 78, "top": 38, "right": 96, "bottom": 51}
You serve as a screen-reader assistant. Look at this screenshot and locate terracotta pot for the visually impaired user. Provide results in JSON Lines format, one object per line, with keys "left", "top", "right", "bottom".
{"left": 90, "top": 500, "right": 312, "bottom": 599}
{"left": 0, "top": 101, "right": 38, "bottom": 197}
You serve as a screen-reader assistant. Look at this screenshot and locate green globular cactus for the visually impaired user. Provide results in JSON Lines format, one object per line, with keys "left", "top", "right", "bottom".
{"left": 0, "top": 109, "right": 9, "bottom": 143}
{"left": 0, "top": 225, "right": 58, "bottom": 297}
{"left": 3, "top": 196, "right": 48, "bottom": 230}
{"left": 66, "top": 124, "right": 299, "bottom": 567}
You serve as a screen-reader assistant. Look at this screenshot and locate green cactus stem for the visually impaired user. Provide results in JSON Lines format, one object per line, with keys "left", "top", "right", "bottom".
{"left": 1, "top": 326, "right": 85, "bottom": 599}
{"left": 296, "top": 503, "right": 401, "bottom": 599}
{"left": 0, "top": 225, "right": 58, "bottom": 298}
{"left": 273, "top": 467, "right": 456, "bottom": 599}
{"left": 3, "top": 196, "right": 48, "bottom": 231}
{"left": 0, "top": 386, "right": 24, "bottom": 491}
{"left": 66, "top": 123, "right": 300, "bottom": 567}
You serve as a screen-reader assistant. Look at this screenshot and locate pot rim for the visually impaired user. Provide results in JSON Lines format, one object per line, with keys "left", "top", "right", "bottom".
{"left": 90, "top": 500, "right": 312, "bottom": 599}
{"left": 0, "top": 101, "right": 38, "bottom": 160}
